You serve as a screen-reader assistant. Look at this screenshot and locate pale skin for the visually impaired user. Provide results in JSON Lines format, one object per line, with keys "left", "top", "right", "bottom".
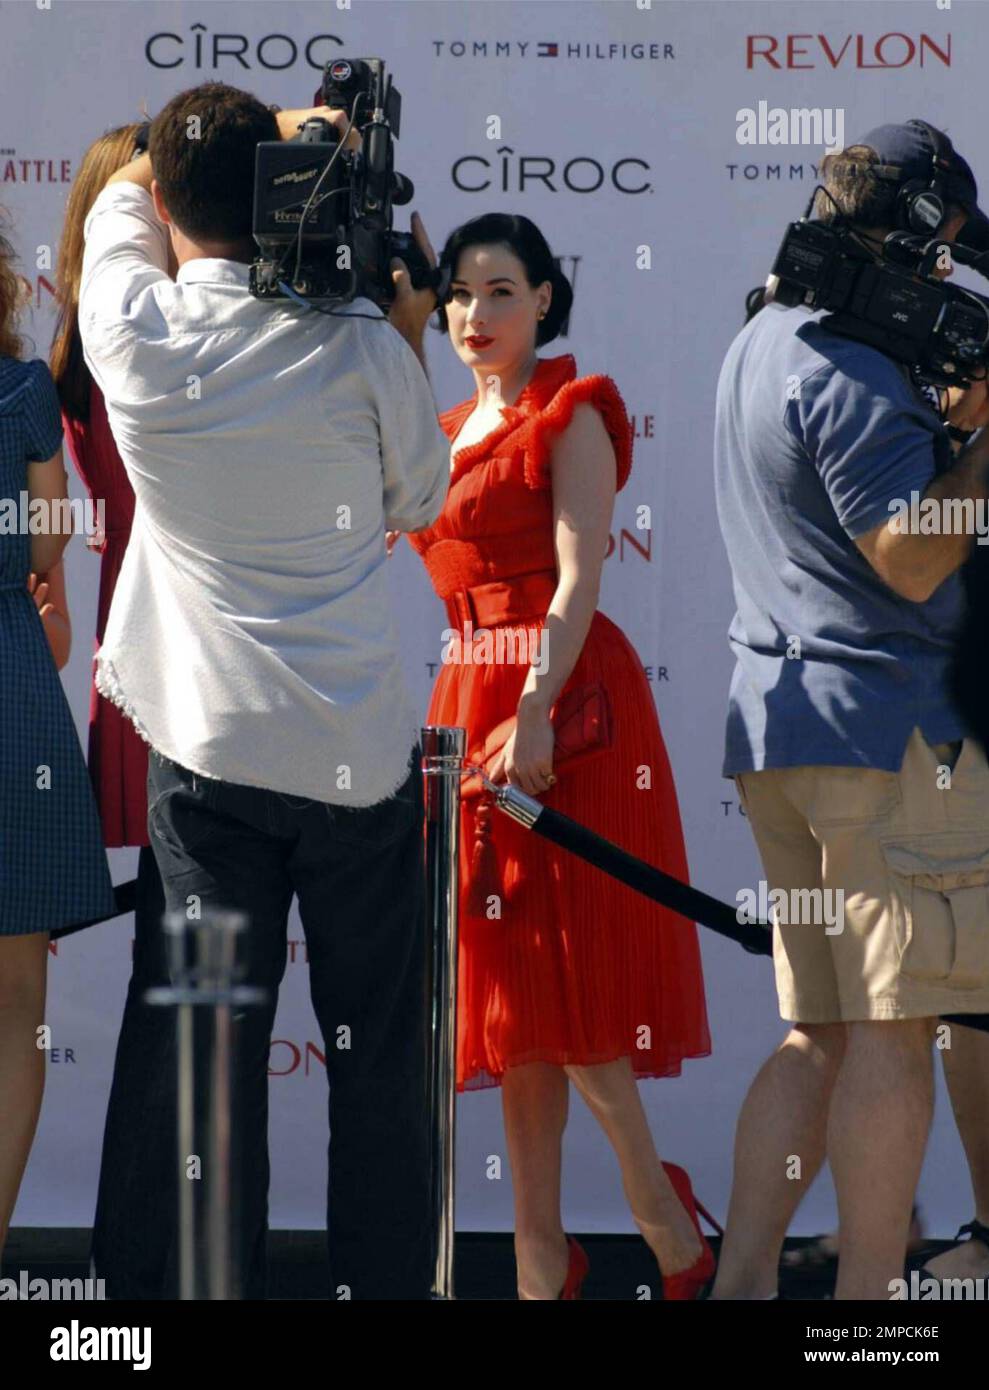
{"left": 713, "top": 212, "right": 989, "bottom": 1301}
{"left": 925, "top": 1028, "right": 989, "bottom": 1280}
{"left": 394, "top": 241, "right": 706, "bottom": 1296}
{"left": 0, "top": 453, "right": 71, "bottom": 1255}
{"left": 27, "top": 563, "right": 71, "bottom": 671}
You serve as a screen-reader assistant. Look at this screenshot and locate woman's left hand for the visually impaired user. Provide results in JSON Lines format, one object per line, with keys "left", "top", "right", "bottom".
{"left": 26, "top": 566, "right": 71, "bottom": 669}
{"left": 487, "top": 708, "right": 557, "bottom": 796}
{"left": 26, "top": 571, "right": 54, "bottom": 623}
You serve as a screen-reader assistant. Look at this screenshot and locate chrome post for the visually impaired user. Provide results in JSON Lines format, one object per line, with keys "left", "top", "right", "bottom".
{"left": 147, "top": 909, "right": 264, "bottom": 1300}
{"left": 421, "top": 725, "right": 466, "bottom": 1301}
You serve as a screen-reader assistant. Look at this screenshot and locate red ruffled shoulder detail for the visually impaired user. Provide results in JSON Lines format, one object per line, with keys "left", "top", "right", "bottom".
{"left": 519, "top": 374, "right": 633, "bottom": 493}
{"left": 439, "top": 397, "right": 474, "bottom": 443}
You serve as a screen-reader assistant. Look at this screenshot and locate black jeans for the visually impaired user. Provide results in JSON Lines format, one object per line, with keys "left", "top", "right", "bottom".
{"left": 94, "top": 745, "right": 431, "bottom": 1301}
{"left": 91, "top": 843, "right": 177, "bottom": 1299}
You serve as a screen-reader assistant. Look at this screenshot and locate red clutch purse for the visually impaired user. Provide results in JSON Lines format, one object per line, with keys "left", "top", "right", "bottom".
{"left": 459, "top": 682, "right": 613, "bottom": 916}
{"left": 461, "top": 681, "right": 614, "bottom": 800}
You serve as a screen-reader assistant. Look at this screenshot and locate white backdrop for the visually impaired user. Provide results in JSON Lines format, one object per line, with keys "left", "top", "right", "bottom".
{"left": 2, "top": 0, "right": 982, "bottom": 1237}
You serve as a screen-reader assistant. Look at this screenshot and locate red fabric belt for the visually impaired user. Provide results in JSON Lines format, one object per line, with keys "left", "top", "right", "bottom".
{"left": 443, "top": 570, "right": 557, "bottom": 630}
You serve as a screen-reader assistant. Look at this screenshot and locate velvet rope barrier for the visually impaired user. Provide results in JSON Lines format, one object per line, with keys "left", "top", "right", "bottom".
{"left": 476, "top": 775, "right": 772, "bottom": 954}
{"left": 479, "top": 773, "right": 989, "bottom": 1038}
{"left": 50, "top": 878, "right": 137, "bottom": 941}
{"left": 50, "top": 771, "right": 989, "bottom": 1037}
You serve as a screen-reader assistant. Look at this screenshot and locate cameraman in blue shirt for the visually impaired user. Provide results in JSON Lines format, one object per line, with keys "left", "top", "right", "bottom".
{"left": 713, "top": 121, "right": 989, "bottom": 1300}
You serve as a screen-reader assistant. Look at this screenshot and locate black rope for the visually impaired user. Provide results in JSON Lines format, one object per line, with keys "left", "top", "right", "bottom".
{"left": 49, "top": 789, "right": 989, "bottom": 1038}
{"left": 500, "top": 797, "right": 773, "bottom": 956}
{"left": 50, "top": 878, "right": 137, "bottom": 941}
{"left": 489, "top": 791, "right": 989, "bottom": 1036}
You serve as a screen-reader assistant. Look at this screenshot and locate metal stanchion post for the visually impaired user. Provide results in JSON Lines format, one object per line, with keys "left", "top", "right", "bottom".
{"left": 147, "top": 909, "right": 266, "bottom": 1301}
{"left": 421, "top": 725, "right": 466, "bottom": 1301}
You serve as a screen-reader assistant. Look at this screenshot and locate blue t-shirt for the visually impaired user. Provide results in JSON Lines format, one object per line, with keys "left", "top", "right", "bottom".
{"left": 714, "top": 305, "right": 968, "bottom": 776}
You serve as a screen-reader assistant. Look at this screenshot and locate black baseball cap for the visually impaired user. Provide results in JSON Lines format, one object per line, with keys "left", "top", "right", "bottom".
{"left": 854, "top": 119, "right": 989, "bottom": 243}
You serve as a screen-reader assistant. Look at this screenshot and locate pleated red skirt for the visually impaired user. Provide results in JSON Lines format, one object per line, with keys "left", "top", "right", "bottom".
{"left": 425, "top": 609, "right": 712, "bottom": 1091}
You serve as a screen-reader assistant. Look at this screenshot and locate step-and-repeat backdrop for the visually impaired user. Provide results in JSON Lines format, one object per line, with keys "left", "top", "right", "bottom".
{"left": 3, "top": 0, "right": 982, "bottom": 1235}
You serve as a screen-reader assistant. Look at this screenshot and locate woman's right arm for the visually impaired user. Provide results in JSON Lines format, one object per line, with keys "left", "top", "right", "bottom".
{"left": 26, "top": 446, "right": 72, "bottom": 574}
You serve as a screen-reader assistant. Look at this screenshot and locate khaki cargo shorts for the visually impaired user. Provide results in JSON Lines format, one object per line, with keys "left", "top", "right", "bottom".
{"left": 735, "top": 727, "right": 989, "bottom": 1022}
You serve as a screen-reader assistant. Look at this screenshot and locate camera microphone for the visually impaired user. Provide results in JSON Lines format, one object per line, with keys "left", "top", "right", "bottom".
{"left": 251, "top": 57, "right": 437, "bottom": 307}
{"left": 391, "top": 173, "right": 414, "bottom": 207}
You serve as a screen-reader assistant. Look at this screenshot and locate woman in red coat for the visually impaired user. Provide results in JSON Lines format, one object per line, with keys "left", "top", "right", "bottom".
{"left": 400, "top": 213, "right": 712, "bottom": 1299}
{"left": 50, "top": 122, "right": 173, "bottom": 1298}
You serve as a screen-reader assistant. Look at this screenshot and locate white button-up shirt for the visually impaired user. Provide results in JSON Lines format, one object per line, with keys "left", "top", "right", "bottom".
{"left": 79, "top": 182, "right": 448, "bottom": 806}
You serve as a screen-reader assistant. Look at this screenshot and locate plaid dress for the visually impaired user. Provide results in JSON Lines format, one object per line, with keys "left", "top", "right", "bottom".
{"left": 0, "top": 356, "right": 115, "bottom": 934}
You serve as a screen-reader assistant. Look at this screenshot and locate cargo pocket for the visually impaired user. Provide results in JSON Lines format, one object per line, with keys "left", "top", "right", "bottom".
{"left": 880, "top": 832, "right": 989, "bottom": 990}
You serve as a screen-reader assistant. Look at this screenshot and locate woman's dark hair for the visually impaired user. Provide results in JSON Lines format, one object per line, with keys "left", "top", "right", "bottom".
{"left": 51, "top": 122, "right": 144, "bottom": 420}
{"left": 434, "top": 213, "right": 573, "bottom": 347}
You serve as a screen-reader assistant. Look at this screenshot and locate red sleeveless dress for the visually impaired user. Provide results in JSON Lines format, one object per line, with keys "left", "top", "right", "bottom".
{"left": 408, "top": 354, "right": 711, "bottom": 1090}
{"left": 63, "top": 382, "right": 149, "bottom": 848}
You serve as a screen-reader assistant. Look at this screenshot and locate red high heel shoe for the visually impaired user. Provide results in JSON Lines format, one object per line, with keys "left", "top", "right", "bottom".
{"left": 518, "top": 1235, "right": 590, "bottom": 1300}
{"left": 634, "top": 1162, "right": 718, "bottom": 1301}
{"left": 559, "top": 1236, "right": 590, "bottom": 1299}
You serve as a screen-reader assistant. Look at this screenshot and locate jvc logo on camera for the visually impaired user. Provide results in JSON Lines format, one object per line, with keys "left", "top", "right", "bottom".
{"left": 452, "top": 145, "right": 651, "bottom": 195}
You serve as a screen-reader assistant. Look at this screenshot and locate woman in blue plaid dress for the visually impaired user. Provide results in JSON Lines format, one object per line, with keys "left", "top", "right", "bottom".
{"left": 0, "top": 229, "right": 115, "bottom": 1257}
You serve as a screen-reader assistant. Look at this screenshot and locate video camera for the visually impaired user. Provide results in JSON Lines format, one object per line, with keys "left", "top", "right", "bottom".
{"left": 763, "top": 190, "right": 989, "bottom": 388}
{"left": 249, "top": 57, "right": 448, "bottom": 310}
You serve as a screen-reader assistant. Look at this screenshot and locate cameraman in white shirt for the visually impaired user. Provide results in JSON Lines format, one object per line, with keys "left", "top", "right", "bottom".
{"left": 79, "top": 81, "right": 449, "bottom": 1300}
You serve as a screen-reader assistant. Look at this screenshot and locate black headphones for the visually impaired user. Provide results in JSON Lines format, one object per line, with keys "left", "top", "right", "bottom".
{"left": 131, "top": 121, "right": 151, "bottom": 160}
{"left": 873, "top": 120, "right": 955, "bottom": 236}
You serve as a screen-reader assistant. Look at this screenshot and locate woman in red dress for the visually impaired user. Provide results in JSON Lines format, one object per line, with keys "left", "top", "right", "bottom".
{"left": 51, "top": 122, "right": 153, "bottom": 849}
{"left": 401, "top": 213, "right": 712, "bottom": 1299}
{"left": 50, "top": 122, "right": 173, "bottom": 1298}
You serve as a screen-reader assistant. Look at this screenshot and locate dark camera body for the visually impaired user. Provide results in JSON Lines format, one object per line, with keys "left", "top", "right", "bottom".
{"left": 250, "top": 57, "right": 444, "bottom": 308}
{"left": 765, "top": 216, "right": 989, "bottom": 388}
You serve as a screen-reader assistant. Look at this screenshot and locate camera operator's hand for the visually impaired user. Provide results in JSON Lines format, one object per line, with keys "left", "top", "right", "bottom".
{"left": 388, "top": 211, "right": 438, "bottom": 368}
{"left": 946, "top": 377, "right": 989, "bottom": 433}
{"left": 276, "top": 106, "right": 362, "bottom": 153}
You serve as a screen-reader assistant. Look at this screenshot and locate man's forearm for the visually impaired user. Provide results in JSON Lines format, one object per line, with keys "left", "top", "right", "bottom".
{"left": 106, "top": 151, "right": 153, "bottom": 192}
{"left": 402, "top": 333, "right": 430, "bottom": 379}
{"left": 389, "top": 322, "right": 430, "bottom": 379}
{"left": 885, "top": 428, "right": 989, "bottom": 599}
